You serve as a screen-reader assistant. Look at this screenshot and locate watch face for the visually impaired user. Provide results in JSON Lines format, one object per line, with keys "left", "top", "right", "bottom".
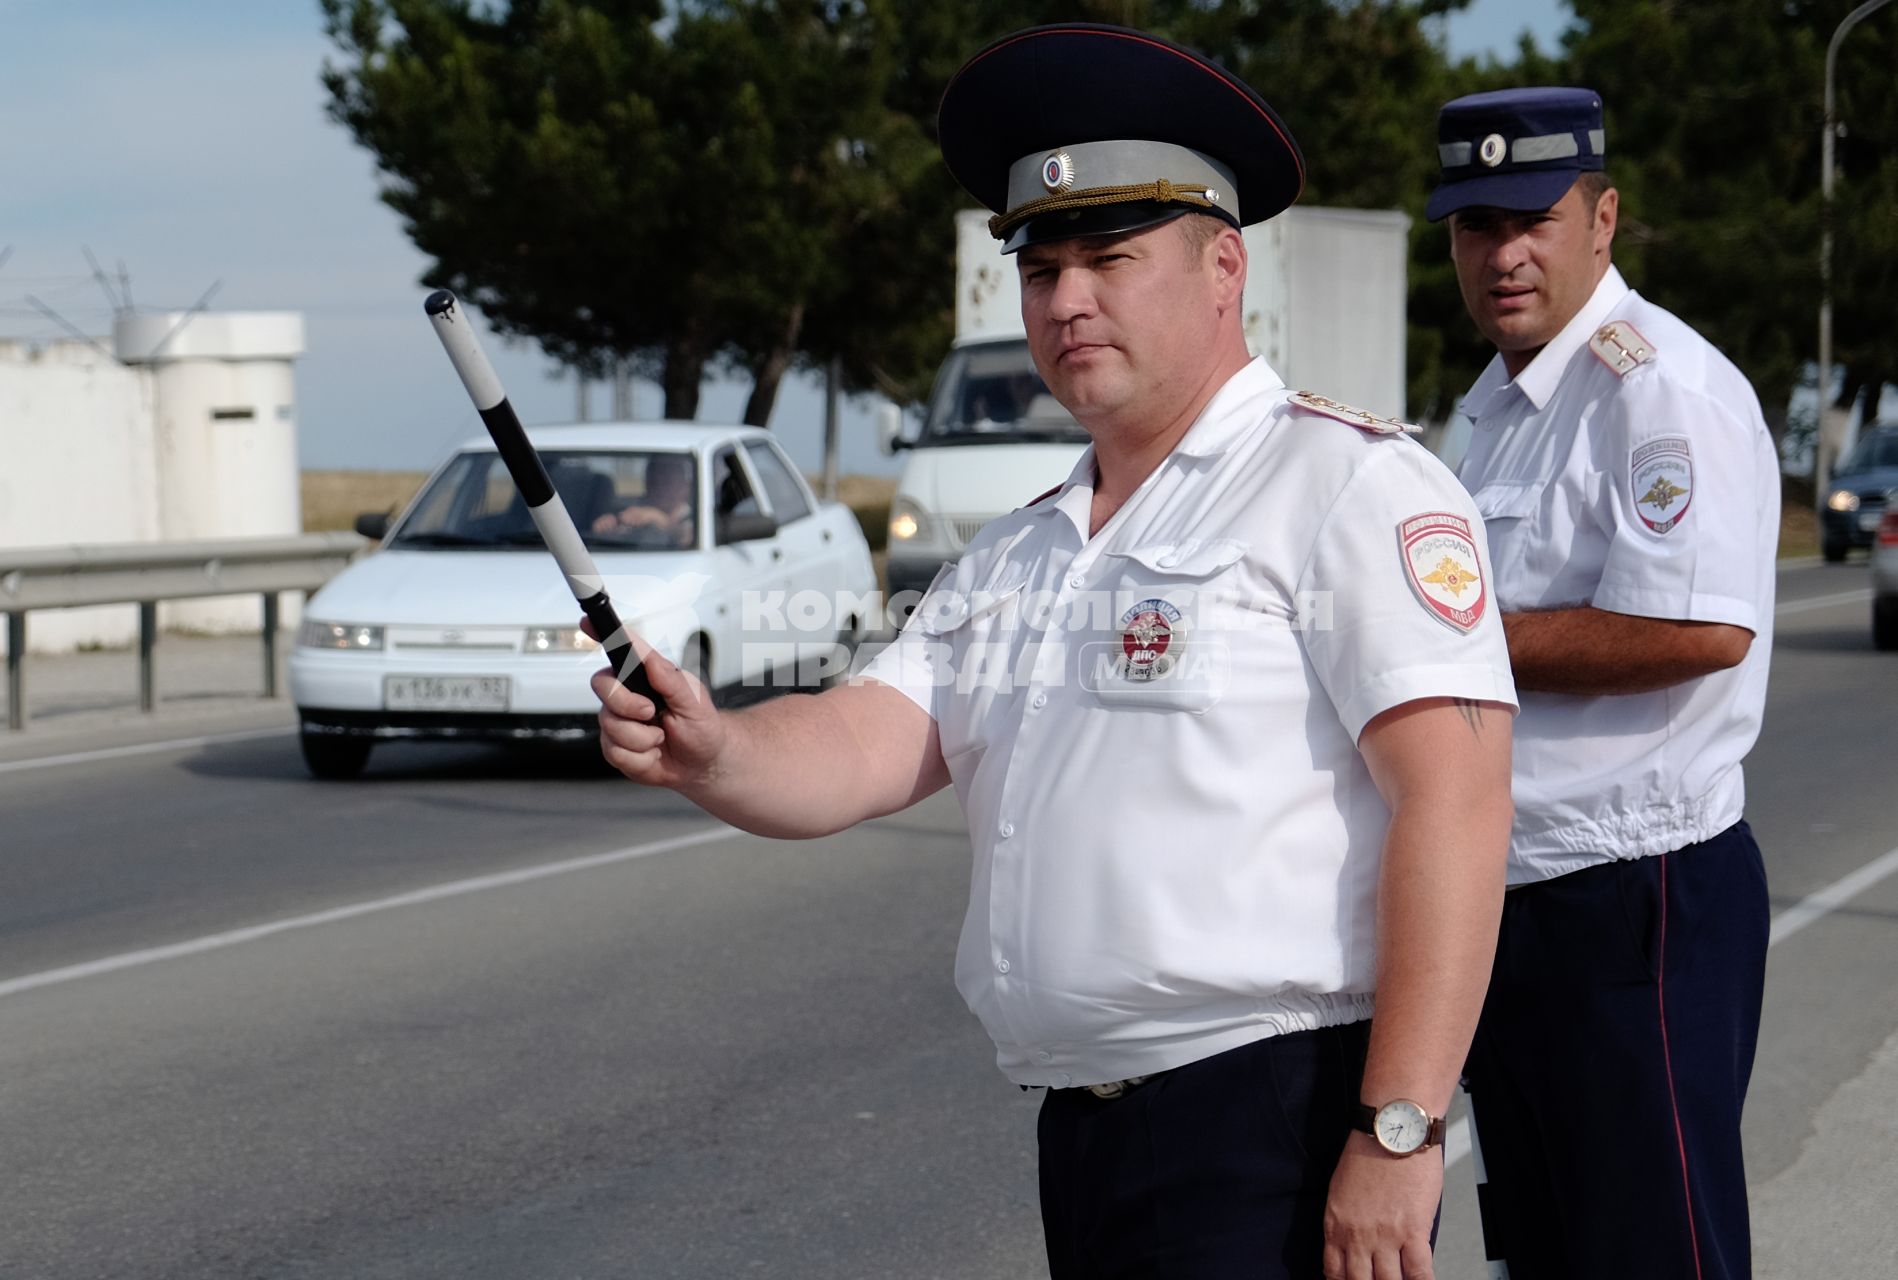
{"left": 1374, "top": 1100, "right": 1431, "bottom": 1154}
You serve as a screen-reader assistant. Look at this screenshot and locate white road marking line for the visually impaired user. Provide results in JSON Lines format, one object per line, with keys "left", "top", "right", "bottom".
{"left": 1448, "top": 839, "right": 1898, "bottom": 1169}
{"left": 0, "top": 824, "right": 738, "bottom": 1000}
{"left": 0, "top": 726, "right": 293, "bottom": 776}
{"left": 1768, "top": 844, "right": 1898, "bottom": 947}
{"left": 1774, "top": 588, "right": 1873, "bottom": 616}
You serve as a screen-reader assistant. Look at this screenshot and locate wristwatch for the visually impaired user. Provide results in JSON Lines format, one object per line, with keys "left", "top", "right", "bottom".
{"left": 1353, "top": 1099, "right": 1446, "bottom": 1156}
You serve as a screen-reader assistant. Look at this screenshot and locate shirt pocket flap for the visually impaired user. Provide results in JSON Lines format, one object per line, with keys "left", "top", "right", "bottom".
{"left": 913, "top": 563, "right": 1028, "bottom": 635}
{"left": 1471, "top": 482, "right": 1539, "bottom": 521}
{"left": 1109, "top": 538, "right": 1248, "bottom": 578}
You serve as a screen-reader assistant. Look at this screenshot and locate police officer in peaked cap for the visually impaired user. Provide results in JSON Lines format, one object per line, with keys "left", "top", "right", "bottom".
{"left": 1432, "top": 86, "right": 1779, "bottom": 1280}
{"left": 593, "top": 26, "right": 1519, "bottom": 1279}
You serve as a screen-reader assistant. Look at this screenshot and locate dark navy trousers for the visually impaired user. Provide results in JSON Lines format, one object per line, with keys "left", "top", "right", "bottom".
{"left": 1037, "top": 1021, "right": 1383, "bottom": 1279}
{"left": 1463, "top": 821, "right": 1769, "bottom": 1279}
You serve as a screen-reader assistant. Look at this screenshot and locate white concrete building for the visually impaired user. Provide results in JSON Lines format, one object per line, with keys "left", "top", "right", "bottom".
{"left": 0, "top": 312, "right": 304, "bottom": 654}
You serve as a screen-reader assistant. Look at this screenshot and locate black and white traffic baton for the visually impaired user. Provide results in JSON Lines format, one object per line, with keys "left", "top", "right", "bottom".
{"left": 424, "top": 289, "right": 666, "bottom": 713}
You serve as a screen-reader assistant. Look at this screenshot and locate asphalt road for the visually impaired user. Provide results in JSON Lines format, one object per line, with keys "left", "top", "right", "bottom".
{"left": 1, "top": 559, "right": 1892, "bottom": 1278}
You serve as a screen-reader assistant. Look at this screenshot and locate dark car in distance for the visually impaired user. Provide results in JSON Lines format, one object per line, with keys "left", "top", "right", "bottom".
{"left": 1822, "top": 423, "right": 1898, "bottom": 562}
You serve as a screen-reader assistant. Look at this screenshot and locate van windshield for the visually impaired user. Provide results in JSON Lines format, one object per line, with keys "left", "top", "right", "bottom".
{"left": 919, "top": 339, "right": 1089, "bottom": 446}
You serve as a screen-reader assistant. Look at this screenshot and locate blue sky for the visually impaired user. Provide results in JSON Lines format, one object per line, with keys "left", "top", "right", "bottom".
{"left": 0, "top": 0, "right": 1570, "bottom": 477}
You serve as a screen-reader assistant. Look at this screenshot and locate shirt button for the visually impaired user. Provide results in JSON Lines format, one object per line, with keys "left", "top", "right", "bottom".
{"left": 1032, "top": 693, "right": 1048, "bottom": 710}
{"left": 996, "top": 958, "right": 1011, "bottom": 974}
{"left": 1000, "top": 822, "right": 1015, "bottom": 838}
{"left": 1052, "top": 1073, "right": 1072, "bottom": 1088}
{"left": 1035, "top": 1050, "right": 1053, "bottom": 1064}
{"left": 1068, "top": 574, "right": 1085, "bottom": 589}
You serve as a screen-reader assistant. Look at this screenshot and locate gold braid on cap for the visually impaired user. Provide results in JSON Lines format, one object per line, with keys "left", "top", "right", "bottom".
{"left": 989, "top": 178, "right": 1218, "bottom": 240}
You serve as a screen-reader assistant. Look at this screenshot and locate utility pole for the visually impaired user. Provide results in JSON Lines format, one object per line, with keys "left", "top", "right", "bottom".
{"left": 1816, "top": 0, "right": 1894, "bottom": 512}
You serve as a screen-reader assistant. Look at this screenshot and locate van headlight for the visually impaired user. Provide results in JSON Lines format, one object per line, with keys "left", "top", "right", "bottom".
{"left": 297, "top": 620, "right": 385, "bottom": 650}
{"left": 1827, "top": 490, "right": 1860, "bottom": 513}
{"left": 523, "top": 626, "right": 598, "bottom": 653}
{"left": 889, "top": 497, "right": 931, "bottom": 543}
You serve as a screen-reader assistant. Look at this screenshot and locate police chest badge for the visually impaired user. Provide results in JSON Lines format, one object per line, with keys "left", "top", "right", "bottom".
{"left": 1398, "top": 513, "right": 1488, "bottom": 633}
{"left": 1115, "top": 598, "right": 1185, "bottom": 681}
{"left": 1631, "top": 436, "right": 1693, "bottom": 534}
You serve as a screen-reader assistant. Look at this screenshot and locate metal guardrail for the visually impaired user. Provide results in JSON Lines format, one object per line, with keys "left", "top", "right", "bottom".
{"left": 0, "top": 532, "right": 366, "bottom": 731}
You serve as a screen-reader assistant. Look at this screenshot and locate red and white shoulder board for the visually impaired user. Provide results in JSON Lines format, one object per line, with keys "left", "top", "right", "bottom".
{"left": 1397, "top": 512, "right": 1488, "bottom": 633}
{"left": 1590, "top": 320, "right": 1656, "bottom": 377}
{"left": 1630, "top": 436, "right": 1693, "bottom": 534}
{"left": 1289, "top": 391, "right": 1420, "bottom": 435}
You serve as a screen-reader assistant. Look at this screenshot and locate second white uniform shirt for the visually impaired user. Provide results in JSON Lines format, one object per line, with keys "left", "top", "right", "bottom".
{"left": 1456, "top": 266, "right": 1779, "bottom": 884}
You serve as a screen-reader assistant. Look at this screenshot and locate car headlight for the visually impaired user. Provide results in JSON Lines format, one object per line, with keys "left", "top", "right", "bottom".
{"left": 888, "top": 497, "right": 930, "bottom": 543}
{"left": 1828, "top": 489, "right": 1861, "bottom": 513}
{"left": 523, "top": 626, "right": 599, "bottom": 654}
{"left": 297, "top": 620, "right": 385, "bottom": 651}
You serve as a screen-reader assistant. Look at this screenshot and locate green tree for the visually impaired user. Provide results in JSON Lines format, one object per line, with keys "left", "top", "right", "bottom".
{"left": 1549, "top": 1, "right": 1898, "bottom": 428}
{"left": 320, "top": 0, "right": 976, "bottom": 423}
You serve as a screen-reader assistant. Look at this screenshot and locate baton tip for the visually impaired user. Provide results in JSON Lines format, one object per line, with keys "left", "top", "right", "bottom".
{"left": 423, "top": 289, "right": 458, "bottom": 317}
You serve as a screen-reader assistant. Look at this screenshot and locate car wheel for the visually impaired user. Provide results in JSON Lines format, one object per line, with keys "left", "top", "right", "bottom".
{"left": 300, "top": 729, "right": 372, "bottom": 780}
{"left": 1823, "top": 533, "right": 1851, "bottom": 563}
{"left": 1875, "top": 598, "right": 1898, "bottom": 652}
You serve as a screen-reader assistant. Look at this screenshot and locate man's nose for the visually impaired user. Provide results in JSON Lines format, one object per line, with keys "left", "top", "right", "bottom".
{"left": 1488, "top": 230, "right": 1531, "bottom": 277}
{"left": 1046, "top": 266, "right": 1097, "bottom": 322}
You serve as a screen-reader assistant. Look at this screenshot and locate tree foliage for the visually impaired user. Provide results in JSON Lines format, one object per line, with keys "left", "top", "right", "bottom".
{"left": 322, "top": 0, "right": 1898, "bottom": 432}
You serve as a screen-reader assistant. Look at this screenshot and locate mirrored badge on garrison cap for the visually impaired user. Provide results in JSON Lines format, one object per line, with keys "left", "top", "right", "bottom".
{"left": 1398, "top": 513, "right": 1488, "bottom": 633}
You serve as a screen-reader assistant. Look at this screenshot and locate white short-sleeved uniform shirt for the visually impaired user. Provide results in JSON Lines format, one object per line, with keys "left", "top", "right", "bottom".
{"left": 1455, "top": 266, "right": 1779, "bottom": 884}
{"left": 862, "top": 358, "right": 1518, "bottom": 1087}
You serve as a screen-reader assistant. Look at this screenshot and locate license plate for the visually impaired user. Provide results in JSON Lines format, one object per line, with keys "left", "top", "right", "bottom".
{"left": 384, "top": 675, "right": 511, "bottom": 712}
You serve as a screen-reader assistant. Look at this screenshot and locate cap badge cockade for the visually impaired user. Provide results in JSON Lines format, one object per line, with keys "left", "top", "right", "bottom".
{"left": 1478, "top": 133, "right": 1507, "bottom": 167}
{"left": 1042, "top": 151, "right": 1076, "bottom": 193}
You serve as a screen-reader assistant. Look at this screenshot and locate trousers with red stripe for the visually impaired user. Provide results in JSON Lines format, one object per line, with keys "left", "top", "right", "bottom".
{"left": 1463, "top": 821, "right": 1769, "bottom": 1279}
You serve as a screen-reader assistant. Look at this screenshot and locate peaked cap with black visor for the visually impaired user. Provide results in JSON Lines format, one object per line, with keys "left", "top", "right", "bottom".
{"left": 938, "top": 24, "right": 1306, "bottom": 254}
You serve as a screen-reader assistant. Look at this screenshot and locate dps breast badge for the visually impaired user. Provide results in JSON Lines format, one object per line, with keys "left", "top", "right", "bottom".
{"left": 1115, "top": 598, "right": 1185, "bottom": 681}
{"left": 1398, "top": 513, "right": 1488, "bottom": 633}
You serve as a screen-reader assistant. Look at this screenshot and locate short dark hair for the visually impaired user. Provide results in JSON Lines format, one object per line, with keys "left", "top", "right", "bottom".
{"left": 1577, "top": 171, "right": 1611, "bottom": 220}
{"left": 1176, "top": 211, "right": 1228, "bottom": 263}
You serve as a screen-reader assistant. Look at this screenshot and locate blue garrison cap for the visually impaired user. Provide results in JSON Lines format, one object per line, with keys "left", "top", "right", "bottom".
{"left": 939, "top": 24, "right": 1304, "bottom": 253}
{"left": 1426, "top": 87, "right": 1604, "bottom": 222}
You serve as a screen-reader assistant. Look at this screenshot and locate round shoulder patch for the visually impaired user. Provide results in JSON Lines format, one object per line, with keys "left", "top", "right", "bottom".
{"left": 1397, "top": 512, "right": 1488, "bottom": 633}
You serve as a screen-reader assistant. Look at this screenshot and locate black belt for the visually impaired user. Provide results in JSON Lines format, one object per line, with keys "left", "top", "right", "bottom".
{"left": 1023, "top": 1071, "right": 1167, "bottom": 1099}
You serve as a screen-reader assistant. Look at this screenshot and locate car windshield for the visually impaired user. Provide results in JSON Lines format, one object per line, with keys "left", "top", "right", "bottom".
{"left": 918, "top": 339, "right": 1088, "bottom": 445}
{"left": 388, "top": 450, "right": 699, "bottom": 552}
{"left": 1841, "top": 429, "right": 1898, "bottom": 473}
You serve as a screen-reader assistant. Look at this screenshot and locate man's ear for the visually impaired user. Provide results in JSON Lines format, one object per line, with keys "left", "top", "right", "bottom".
{"left": 1592, "top": 186, "right": 1619, "bottom": 256}
{"left": 1210, "top": 225, "right": 1246, "bottom": 308}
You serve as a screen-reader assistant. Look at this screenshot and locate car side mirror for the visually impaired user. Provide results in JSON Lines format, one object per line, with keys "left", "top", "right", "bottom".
{"left": 717, "top": 512, "right": 779, "bottom": 544}
{"left": 354, "top": 511, "right": 391, "bottom": 540}
{"left": 877, "top": 403, "right": 910, "bottom": 454}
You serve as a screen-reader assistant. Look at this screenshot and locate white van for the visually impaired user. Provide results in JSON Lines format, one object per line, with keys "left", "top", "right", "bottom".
{"left": 880, "top": 207, "right": 1412, "bottom": 597}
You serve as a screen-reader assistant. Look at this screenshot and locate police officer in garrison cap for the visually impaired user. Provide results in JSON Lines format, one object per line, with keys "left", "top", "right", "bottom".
{"left": 1431, "top": 87, "right": 1778, "bottom": 1280}
{"left": 593, "top": 26, "right": 1516, "bottom": 1279}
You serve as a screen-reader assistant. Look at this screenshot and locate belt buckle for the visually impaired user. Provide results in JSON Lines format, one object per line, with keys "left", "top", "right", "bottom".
{"left": 1084, "top": 1074, "right": 1150, "bottom": 1100}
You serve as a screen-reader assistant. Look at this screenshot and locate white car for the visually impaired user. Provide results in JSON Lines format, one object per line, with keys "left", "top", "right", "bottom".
{"left": 290, "top": 422, "right": 878, "bottom": 778}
